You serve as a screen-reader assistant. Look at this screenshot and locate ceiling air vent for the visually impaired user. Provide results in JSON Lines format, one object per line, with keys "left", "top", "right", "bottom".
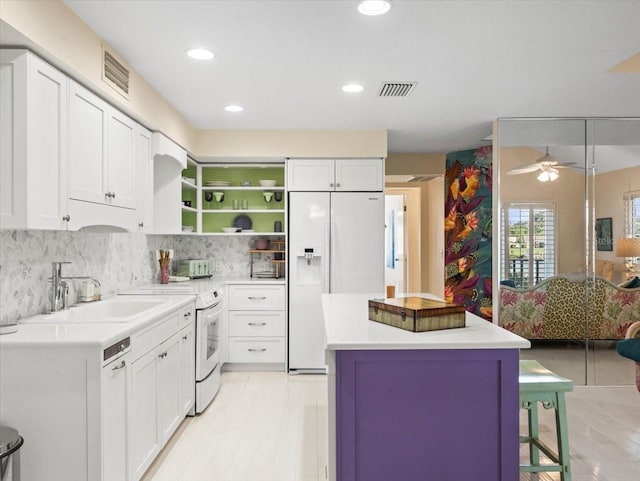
{"left": 407, "top": 175, "right": 433, "bottom": 183}
{"left": 378, "top": 82, "right": 416, "bottom": 97}
{"left": 102, "top": 47, "right": 130, "bottom": 98}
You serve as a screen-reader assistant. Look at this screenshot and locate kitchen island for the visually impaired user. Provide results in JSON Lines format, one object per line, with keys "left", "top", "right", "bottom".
{"left": 322, "top": 293, "right": 530, "bottom": 481}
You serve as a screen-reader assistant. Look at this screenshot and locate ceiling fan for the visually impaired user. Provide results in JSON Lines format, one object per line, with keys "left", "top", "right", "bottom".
{"left": 506, "top": 146, "right": 576, "bottom": 182}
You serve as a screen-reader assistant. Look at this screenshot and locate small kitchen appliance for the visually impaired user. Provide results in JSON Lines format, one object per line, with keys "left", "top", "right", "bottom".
{"left": 175, "top": 259, "right": 212, "bottom": 279}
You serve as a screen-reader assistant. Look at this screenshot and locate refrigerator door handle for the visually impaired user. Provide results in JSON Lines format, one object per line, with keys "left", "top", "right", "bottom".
{"left": 329, "top": 219, "right": 337, "bottom": 293}
{"left": 323, "top": 219, "right": 331, "bottom": 293}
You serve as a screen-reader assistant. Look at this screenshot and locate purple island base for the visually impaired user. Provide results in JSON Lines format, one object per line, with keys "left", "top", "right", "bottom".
{"left": 334, "top": 348, "right": 519, "bottom": 481}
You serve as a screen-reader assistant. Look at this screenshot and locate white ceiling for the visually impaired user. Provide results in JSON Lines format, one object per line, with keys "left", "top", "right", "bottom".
{"left": 61, "top": 1, "right": 640, "bottom": 153}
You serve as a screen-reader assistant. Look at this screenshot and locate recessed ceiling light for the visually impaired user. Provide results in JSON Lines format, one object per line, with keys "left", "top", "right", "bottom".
{"left": 224, "top": 105, "right": 244, "bottom": 112}
{"left": 342, "top": 83, "right": 364, "bottom": 93}
{"left": 186, "top": 48, "right": 215, "bottom": 60}
{"left": 357, "top": 0, "right": 392, "bottom": 16}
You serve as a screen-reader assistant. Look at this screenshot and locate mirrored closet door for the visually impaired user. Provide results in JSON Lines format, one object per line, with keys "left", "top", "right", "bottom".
{"left": 496, "top": 117, "right": 640, "bottom": 386}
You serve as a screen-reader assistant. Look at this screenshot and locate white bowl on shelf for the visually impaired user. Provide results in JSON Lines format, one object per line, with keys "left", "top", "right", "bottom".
{"left": 259, "top": 179, "right": 277, "bottom": 187}
{"left": 222, "top": 227, "right": 239, "bottom": 233}
{"left": 182, "top": 226, "right": 194, "bottom": 233}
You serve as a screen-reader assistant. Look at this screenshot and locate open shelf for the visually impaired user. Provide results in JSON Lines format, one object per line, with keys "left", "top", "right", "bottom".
{"left": 180, "top": 161, "right": 286, "bottom": 235}
{"left": 249, "top": 239, "right": 286, "bottom": 278}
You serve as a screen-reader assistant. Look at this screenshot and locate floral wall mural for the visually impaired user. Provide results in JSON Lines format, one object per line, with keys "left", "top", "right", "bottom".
{"left": 444, "top": 146, "right": 493, "bottom": 320}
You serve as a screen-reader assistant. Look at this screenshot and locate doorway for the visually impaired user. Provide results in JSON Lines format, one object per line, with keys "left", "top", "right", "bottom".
{"left": 385, "top": 194, "right": 407, "bottom": 293}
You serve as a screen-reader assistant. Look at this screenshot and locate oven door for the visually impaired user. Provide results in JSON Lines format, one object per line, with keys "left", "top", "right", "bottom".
{"left": 195, "top": 302, "right": 221, "bottom": 381}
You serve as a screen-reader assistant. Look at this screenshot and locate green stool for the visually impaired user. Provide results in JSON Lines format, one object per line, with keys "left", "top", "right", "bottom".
{"left": 519, "top": 360, "right": 573, "bottom": 481}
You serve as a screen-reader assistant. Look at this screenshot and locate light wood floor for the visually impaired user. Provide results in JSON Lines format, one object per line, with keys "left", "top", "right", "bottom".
{"left": 143, "top": 371, "right": 640, "bottom": 481}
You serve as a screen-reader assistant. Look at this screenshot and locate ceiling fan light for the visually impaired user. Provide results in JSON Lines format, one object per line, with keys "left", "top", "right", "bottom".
{"left": 548, "top": 169, "right": 559, "bottom": 181}
{"left": 537, "top": 171, "right": 550, "bottom": 182}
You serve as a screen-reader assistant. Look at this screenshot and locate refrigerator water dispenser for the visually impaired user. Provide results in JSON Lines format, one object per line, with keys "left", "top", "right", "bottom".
{"left": 296, "top": 247, "right": 322, "bottom": 285}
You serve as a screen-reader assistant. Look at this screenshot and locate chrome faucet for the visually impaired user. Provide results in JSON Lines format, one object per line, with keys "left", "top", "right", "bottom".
{"left": 49, "top": 262, "right": 70, "bottom": 312}
{"left": 49, "top": 262, "right": 102, "bottom": 312}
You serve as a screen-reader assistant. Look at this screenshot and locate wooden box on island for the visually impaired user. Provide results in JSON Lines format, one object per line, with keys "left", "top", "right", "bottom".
{"left": 368, "top": 296, "right": 466, "bottom": 332}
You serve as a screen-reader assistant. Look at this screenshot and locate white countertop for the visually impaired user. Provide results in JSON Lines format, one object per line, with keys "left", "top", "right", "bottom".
{"left": 322, "top": 293, "right": 531, "bottom": 351}
{"left": 123, "top": 276, "right": 285, "bottom": 294}
{"left": 0, "top": 295, "right": 194, "bottom": 349}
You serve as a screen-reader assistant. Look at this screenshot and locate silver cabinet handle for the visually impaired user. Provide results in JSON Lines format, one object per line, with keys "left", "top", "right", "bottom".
{"left": 184, "top": 311, "right": 192, "bottom": 318}
{"left": 62, "top": 215, "right": 70, "bottom": 222}
{"left": 248, "top": 348, "right": 266, "bottom": 352}
{"left": 158, "top": 352, "right": 168, "bottom": 359}
{"left": 111, "top": 360, "right": 126, "bottom": 371}
{"left": 138, "top": 222, "right": 144, "bottom": 228}
{"left": 247, "top": 296, "right": 266, "bottom": 300}
{"left": 182, "top": 335, "right": 188, "bottom": 341}
{"left": 112, "top": 192, "right": 116, "bottom": 199}
{"left": 248, "top": 322, "right": 266, "bottom": 326}
{"left": 329, "top": 183, "right": 334, "bottom": 187}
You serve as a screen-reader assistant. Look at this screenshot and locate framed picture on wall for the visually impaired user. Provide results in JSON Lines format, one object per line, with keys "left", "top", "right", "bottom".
{"left": 596, "top": 217, "right": 613, "bottom": 251}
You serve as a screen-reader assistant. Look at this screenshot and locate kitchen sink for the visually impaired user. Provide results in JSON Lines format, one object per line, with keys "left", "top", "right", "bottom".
{"left": 24, "top": 298, "right": 170, "bottom": 324}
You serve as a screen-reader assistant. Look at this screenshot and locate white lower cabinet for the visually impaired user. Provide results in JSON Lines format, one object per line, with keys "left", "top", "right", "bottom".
{"left": 130, "top": 304, "right": 195, "bottom": 481}
{"left": 102, "top": 351, "right": 131, "bottom": 481}
{"left": 131, "top": 345, "right": 161, "bottom": 479}
{"left": 157, "top": 332, "right": 182, "bottom": 443}
{"left": 178, "top": 323, "right": 195, "bottom": 416}
{"left": 0, "top": 301, "right": 196, "bottom": 481}
{"left": 227, "top": 284, "right": 286, "bottom": 365}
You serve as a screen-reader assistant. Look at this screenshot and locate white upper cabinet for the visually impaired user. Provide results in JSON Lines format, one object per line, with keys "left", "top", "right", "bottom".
{"left": 136, "top": 125, "right": 153, "bottom": 232}
{"left": 0, "top": 49, "right": 69, "bottom": 230}
{"left": 68, "top": 80, "right": 108, "bottom": 205}
{"left": 67, "top": 79, "right": 138, "bottom": 230}
{"left": 107, "top": 108, "right": 136, "bottom": 209}
{"left": 287, "top": 158, "right": 335, "bottom": 191}
{"left": 334, "top": 158, "right": 384, "bottom": 191}
{"left": 68, "top": 80, "right": 137, "bottom": 210}
{"left": 287, "top": 158, "right": 384, "bottom": 191}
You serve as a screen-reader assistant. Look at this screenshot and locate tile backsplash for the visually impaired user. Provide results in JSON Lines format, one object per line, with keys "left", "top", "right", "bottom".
{"left": 0, "top": 230, "right": 265, "bottom": 323}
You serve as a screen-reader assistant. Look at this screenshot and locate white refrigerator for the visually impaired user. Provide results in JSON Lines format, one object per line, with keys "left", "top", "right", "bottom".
{"left": 288, "top": 192, "right": 385, "bottom": 371}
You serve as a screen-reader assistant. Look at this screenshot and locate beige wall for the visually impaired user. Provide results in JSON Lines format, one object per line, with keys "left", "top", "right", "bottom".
{"left": 594, "top": 165, "right": 640, "bottom": 280}
{"left": 196, "top": 129, "right": 387, "bottom": 158}
{"left": 499, "top": 147, "right": 586, "bottom": 275}
{"left": 386, "top": 152, "right": 446, "bottom": 175}
{"left": 423, "top": 177, "right": 445, "bottom": 297}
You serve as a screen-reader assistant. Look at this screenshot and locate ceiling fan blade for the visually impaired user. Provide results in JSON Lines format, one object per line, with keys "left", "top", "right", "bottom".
{"left": 506, "top": 163, "right": 541, "bottom": 175}
{"left": 553, "top": 162, "right": 577, "bottom": 168}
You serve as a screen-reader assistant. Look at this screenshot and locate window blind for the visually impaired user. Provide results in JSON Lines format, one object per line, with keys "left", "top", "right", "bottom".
{"left": 502, "top": 203, "right": 556, "bottom": 288}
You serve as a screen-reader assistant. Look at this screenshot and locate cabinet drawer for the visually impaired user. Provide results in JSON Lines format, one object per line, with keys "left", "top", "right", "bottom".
{"left": 229, "top": 311, "right": 285, "bottom": 337}
{"left": 228, "top": 338, "right": 285, "bottom": 363}
{"left": 179, "top": 304, "right": 195, "bottom": 329}
{"left": 132, "top": 311, "right": 180, "bottom": 361}
{"left": 228, "top": 285, "right": 285, "bottom": 310}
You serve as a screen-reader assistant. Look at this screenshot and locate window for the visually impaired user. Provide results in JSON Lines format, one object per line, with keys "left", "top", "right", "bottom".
{"left": 624, "top": 190, "right": 640, "bottom": 262}
{"left": 502, "top": 203, "right": 556, "bottom": 288}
